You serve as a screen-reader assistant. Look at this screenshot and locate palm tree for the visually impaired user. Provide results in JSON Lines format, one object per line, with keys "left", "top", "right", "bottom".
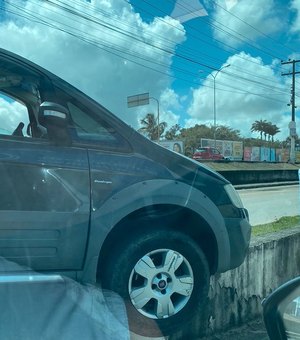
{"left": 268, "top": 124, "right": 281, "bottom": 142}
{"left": 251, "top": 120, "right": 281, "bottom": 144}
{"left": 138, "top": 113, "right": 167, "bottom": 141}
{"left": 165, "top": 124, "right": 181, "bottom": 140}
{"left": 251, "top": 119, "right": 268, "bottom": 140}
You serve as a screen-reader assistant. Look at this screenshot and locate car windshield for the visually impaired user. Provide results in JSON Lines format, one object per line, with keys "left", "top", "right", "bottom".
{"left": 0, "top": 1, "right": 299, "bottom": 339}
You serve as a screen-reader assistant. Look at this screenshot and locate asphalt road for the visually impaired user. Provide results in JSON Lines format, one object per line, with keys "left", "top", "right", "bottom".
{"left": 238, "top": 184, "right": 300, "bottom": 225}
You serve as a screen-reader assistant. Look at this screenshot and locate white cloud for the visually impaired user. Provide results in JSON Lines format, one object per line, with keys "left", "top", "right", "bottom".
{"left": 0, "top": 0, "right": 295, "bottom": 143}
{"left": 186, "top": 52, "right": 292, "bottom": 140}
{"left": 225, "top": 0, "right": 238, "bottom": 11}
{"left": 159, "top": 88, "right": 181, "bottom": 128}
{"left": 290, "top": 0, "right": 300, "bottom": 33}
{"left": 0, "top": 0, "right": 186, "bottom": 128}
{"left": 212, "top": 0, "right": 283, "bottom": 47}
{"left": 160, "top": 88, "right": 181, "bottom": 110}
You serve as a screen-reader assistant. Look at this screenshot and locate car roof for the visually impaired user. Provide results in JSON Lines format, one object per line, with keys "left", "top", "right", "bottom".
{"left": 0, "top": 48, "right": 61, "bottom": 81}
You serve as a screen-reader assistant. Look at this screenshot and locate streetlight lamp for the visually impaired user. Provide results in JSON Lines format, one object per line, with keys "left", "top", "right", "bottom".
{"left": 211, "top": 64, "right": 230, "bottom": 148}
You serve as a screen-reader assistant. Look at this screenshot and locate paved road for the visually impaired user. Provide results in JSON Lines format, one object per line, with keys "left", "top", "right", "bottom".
{"left": 238, "top": 185, "right": 300, "bottom": 225}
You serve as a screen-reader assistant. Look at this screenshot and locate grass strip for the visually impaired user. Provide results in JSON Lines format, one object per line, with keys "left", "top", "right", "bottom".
{"left": 252, "top": 216, "right": 300, "bottom": 236}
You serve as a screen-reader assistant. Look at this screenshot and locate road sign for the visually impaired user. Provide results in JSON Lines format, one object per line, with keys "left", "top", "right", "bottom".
{"left": 127, "top": 93, "right": 149, "bottom": 108}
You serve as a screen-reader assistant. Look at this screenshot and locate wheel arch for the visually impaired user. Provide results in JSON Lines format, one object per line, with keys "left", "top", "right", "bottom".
{"left": 81, "top": 179, "right": 230, "bottom": 283}
{"left": 97, "top": 204, "right": 220, "bottom": 279}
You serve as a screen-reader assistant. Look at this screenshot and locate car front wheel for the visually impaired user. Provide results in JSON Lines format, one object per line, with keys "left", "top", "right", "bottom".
{"left": 101, "top": 227, "right": 210, "bottom": 337}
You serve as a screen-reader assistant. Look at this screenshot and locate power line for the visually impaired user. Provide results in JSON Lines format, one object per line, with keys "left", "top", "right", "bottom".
{"left": 209, "top": 0, "right": 295, "bottom": 57}
{"left": 0, "top": 1, "right": 291, "bottom": 103}
{"left": 131, "top": 0, "right": 289, "bottom": 89}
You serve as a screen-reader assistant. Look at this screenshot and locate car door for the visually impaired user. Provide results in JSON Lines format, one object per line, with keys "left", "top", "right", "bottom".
{"left": 0, "top": 64, "right": 90, "bottom": 271}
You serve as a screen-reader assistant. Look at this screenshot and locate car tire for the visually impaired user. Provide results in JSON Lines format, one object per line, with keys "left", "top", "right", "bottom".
{"left": 101, "top": 227, "right": 210, "bottom": 337}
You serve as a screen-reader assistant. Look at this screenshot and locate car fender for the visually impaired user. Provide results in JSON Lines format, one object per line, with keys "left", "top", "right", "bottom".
{"left": 80, "top": 179, "right": 230, "bottom": 283}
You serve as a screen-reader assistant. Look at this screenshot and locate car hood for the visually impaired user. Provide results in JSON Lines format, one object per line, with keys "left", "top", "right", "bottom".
{"left": 128, "top": 131, "right": 229, "bottom": 187}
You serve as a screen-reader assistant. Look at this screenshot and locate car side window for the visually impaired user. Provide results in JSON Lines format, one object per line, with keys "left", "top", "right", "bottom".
{"left": 0, "top": 93, "right": 30, "bottom": 138}
{"left": 67, "top": 101, "right": 117, "bottom": 143}
{"left": 65, "top": 100, "right": 130, "bottom": 151}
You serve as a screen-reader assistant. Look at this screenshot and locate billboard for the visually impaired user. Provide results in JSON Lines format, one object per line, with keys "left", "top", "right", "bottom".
{"left": 232, "top": 141, "right": 243, "bottom": 159}
{"left": 251, "top": 147, "right": 260, "bottom": 161}
{"left": 260, "top": 147, "right": 270, "bottom": 161}
{"left": 243, "top": 147, "right": 252, "bottom": 161}
{"left": 201, "top": 139, "right": 243, "bottom": 160}
{"left": 159, "top": 140, "right": 184, "bottom": 154}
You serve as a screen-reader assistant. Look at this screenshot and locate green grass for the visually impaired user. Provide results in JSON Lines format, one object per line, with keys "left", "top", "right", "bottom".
{"left": 252, "top": 216, "right": 300, "bottom": 236}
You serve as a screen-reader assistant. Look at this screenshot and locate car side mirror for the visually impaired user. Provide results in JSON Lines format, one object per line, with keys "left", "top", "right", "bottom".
{"left": 39, "top": 102, "right": 70, "bottom": 128}
{"left": 38, "top": 102, "right": 72, "bottom": 146}
{"left": 263, "top": 276, "right": 300, "bottom": 340}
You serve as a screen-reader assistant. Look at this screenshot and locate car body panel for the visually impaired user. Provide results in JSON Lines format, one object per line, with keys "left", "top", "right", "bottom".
{"left": 81, "top": 178, "right": 231, "bottom": 283}
{"left": 0, "top": 137, "right": 90, "bottom": 270}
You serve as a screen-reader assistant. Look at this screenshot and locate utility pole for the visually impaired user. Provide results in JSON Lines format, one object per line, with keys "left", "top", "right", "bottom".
{"left": 211, "top": 64, "right": 230, "bottom": 148}
{"left": 281, "top": 59, "right": 300, "bottom": 164}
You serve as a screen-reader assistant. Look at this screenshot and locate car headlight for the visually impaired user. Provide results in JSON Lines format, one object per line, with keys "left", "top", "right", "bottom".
{"left": 224, "top": 184, "right": 244, "bottom": 209}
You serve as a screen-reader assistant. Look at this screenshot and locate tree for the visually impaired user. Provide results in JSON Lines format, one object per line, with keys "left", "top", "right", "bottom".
{"left": 178, "top": 124, "right": 213, "bottom": 156}
{"left": 177, "top": 124, "right": 241, "bottom": 157}
{"left": 214, "top": 125, "right": 241, "bottom": 140}
{"left": 251, "top": 119, "right": 268, "bottom": 140}
{"left": 251, "top": 120, "right": 280, "bottom": 144}
{"left": 268, "top": 124, "right": 281, "bottom": 142}
{"left": 138, "top": 113, "right": 167, "bottom": 140}
{"left": 165, "top": 124, "right": 181, "bottom": 140}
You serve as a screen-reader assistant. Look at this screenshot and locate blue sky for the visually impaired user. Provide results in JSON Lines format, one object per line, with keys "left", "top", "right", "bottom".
{"left": 1, "top": 0, "right": 300, "bottom": 140}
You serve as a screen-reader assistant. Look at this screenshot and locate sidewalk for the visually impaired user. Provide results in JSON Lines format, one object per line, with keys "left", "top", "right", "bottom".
{"left": 201, "top": 318, "right": 269, "bottom": 340}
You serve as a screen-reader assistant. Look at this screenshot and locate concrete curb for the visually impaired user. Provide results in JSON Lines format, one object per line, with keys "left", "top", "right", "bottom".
{"left": 204, "top": 226, "right": 300, "bottom": 337}
{"left": 234, "top": 181, "right": 299, "bottom": 190}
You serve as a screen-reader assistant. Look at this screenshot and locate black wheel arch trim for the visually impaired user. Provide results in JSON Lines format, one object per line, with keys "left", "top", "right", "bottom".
{"left": 80, "top": 179, "right": 230, "bottom": 283}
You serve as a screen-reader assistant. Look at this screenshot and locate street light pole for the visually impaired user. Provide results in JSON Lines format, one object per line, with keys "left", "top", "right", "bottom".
{"left": 127, "top": 92, "right": 160, "bottom": 142}
{"left": 150, "top": 97, "right": 160, "bottom": 142}
{"left": 211, "top": 64, "right": 230, "bottom": 148}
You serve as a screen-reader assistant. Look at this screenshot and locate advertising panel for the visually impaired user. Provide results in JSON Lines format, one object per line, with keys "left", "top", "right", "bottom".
{"left": 201, "top": 139, "right": 243, "bottom": 160}
{"left": 232, "top": 142, "right": 243, "bottom": 160}
{"left": 270, "top": 148, "right": 276, "bottom": 162}
{"left": 275, "top": 148, "right": 289, "bottom": 162}
{"left": 201, "top": 139, "right": 213, "bottom": 148}
{"left": 223, "top": 141, "right": 233, "bottom": 159}
{"left": 159, "top": 140, "right": 184, "bottom": 154}
{"left": 251, "top": 147, "right": 260, "bottom": 161}
{"left": 260, "top": 147, "right": 270, "bottom": 161}
{"left": 243, "top": 147, "right": 252, "bottom": 161}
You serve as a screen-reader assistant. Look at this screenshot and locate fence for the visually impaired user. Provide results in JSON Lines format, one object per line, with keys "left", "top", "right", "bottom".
{"left": 201, "top": 138, "right": 300, "bottom": 162}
